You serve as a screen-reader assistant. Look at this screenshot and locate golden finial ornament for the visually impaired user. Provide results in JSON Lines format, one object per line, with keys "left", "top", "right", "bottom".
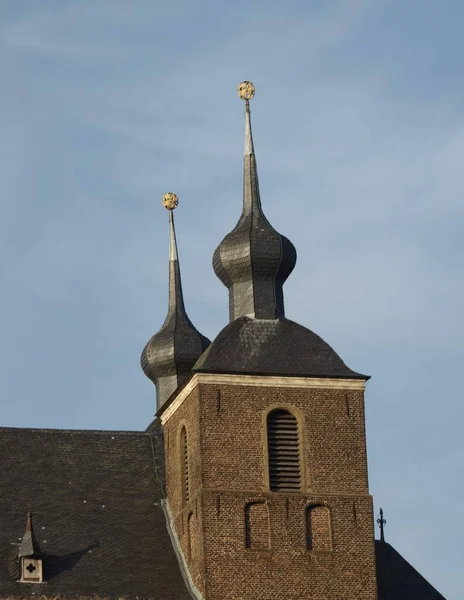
{"left": 162, "top": 192, "right": 178, "bottom": 211}
{"left": 238, "top": 81, "right": 255, "bottom": 101}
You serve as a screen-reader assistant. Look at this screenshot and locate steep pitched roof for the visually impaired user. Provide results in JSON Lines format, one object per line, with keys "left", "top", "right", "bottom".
{"left": 0, "top": 424, "right": 191, "bottom": 600}
{"left": 375, "top": 541, "right": 446, "bottom": 600}
{"left": 194, "top": 316, "right": 368, "bottom": 379}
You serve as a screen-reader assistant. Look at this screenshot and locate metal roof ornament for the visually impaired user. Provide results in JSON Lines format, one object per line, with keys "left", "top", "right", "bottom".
{"left": 237, "top": 80, "right": 255, "bottom": 101}
{"left": 162, "top": 192, "right": 179, "bottom": 211}
{"left": 141, "top": 194, "right": 210, "bottom": 410}
{"left": 377, "top": 507, "right": 387, "bottom": 542}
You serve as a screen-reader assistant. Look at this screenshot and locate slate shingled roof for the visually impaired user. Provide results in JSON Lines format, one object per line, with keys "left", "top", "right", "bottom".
{"left": 375, "top": 541, "right": 446, "bottom": 600}
{"left": 0, "top": 424, "right": 191, "bottom": 600}
{"left": 194, "top": 316, "right": 368, "bottom": 379}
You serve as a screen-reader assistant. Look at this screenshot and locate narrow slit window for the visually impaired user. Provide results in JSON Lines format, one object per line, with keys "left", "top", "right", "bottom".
{"left": 181, "top": 426, "right": 189, "bottom": 504}
{"left": 186, "top": 512, "right": 193, "bottom": 561}
{"left": 267, "top": 409, "right": 301, "bottom": 492}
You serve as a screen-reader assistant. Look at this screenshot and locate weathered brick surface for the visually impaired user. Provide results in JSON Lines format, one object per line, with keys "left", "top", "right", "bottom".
{"left": 201, "top": 490, "right": 377, "bottom": 599}
{"left": 165, "top": 387, "right": 202, "bottom": 515}
{"left": 164, "top": 386, "right": 206, "bottom": 595}
{"left": 307, "top": 505, "right": 332, "bottom": 551}
{"left": 164, "top": 381, "right": 378, "bottom": 599}
{"left": 245, "top": 501, "right": 270, "bottom": 549}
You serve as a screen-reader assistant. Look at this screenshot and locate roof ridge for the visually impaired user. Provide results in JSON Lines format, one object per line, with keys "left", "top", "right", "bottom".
{"left": 0, "top": 426, "right": 150, "bottom": 435}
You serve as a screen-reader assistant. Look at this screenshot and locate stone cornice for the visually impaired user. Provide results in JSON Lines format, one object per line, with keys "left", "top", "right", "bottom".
{"left": 160, "top": 373, "right": 366, "bottom": 425}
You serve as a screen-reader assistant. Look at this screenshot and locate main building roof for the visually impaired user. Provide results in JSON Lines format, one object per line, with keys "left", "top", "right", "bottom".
{"left": 0, "top": 424, "right": 191, "bottom": 600}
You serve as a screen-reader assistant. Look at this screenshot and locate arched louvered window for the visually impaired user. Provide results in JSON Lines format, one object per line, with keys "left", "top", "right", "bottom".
{"left": 180, "top": 426, "right": 189, "bottom": 504}
{"left": 267, "top": 409, "right": 301, "bottom": 492}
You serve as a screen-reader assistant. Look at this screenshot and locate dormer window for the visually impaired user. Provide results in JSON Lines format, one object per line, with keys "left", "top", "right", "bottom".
{"left": 16, "top": 511, "right": 44, "bottom": 584}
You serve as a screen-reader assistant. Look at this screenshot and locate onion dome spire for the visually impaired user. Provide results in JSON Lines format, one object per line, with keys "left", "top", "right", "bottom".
{"left": 213, "top": 81, "right": 297, "bottom": 321}
{"left": 141, "top": 194, "right": 210, "bottom": 410}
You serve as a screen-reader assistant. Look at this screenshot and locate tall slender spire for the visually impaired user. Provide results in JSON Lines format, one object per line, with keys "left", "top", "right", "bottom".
{"left": 141, "top": 194, "right": 210, "bottom": 410}
{"left": 244, "top": 95, "right": 254, "bottom": 156}
{"left": 241, "top": 82, "right": 262, "bottom": 216}
{"left": 213, "top": 82, "right": 297, "bottom": 321}
{"left": 166, "top": 195, "right": 185, "bottom": 317}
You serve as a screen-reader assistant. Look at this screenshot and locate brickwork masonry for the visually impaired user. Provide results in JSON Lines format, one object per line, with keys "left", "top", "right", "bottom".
{"left": 163, "top": 380, "right": 378, "bottom": 600}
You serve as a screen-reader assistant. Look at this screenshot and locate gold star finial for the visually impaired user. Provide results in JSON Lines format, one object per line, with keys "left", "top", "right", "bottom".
{"left": 238, "top": 81, "right": 255, "bottom": 101}
{"left": 162, "top": 192, "right": 178, "bottom": 211}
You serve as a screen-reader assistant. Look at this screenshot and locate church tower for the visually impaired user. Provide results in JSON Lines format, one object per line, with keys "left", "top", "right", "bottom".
{"left": 155, "top": 83, "right": 378, "bottom": 600}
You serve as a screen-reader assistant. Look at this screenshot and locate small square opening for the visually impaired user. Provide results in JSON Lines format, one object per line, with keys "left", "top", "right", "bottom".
{"left": 20, "top": 557, "right": 43, "bottom": 583}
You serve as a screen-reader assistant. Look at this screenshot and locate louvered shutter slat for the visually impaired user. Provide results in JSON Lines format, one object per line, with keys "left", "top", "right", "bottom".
{"left": 267, "top": 409, "right": 301, "bottom": 492}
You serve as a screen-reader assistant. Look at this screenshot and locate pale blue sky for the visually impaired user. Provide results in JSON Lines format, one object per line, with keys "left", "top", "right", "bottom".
{"left": 0, "top": 1, "right": 462, "bottom": 597}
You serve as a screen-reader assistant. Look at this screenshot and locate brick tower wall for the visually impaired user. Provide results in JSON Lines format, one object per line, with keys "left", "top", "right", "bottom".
{"left": 163, "top": 386, "right": 207, "bottom": 596}
{"left": 163, "top": 379, "right": 378, "bottom": 600}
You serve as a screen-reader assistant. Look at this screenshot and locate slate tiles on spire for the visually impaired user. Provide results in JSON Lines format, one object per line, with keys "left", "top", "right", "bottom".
{"left": 141, "top": 195, "right": 210, "bottom": 410}
{"left": 194, "top": 316, "right": 368, "bottom": 379}
{"left": 213, "top": 82, "right": 297, "bottom": 321}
